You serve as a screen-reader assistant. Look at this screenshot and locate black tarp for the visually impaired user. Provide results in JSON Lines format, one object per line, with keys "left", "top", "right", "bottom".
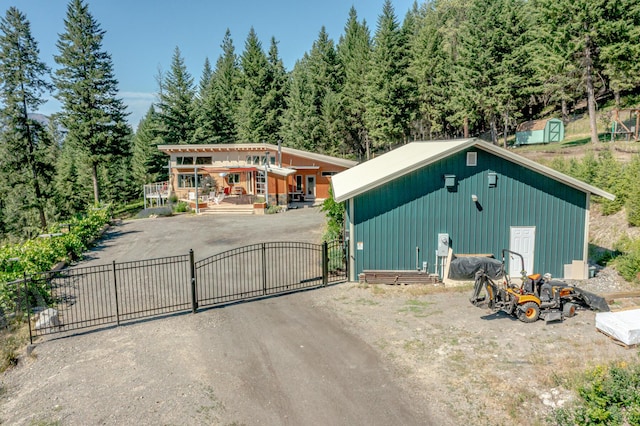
{"left": 448, "top": 256, "right": 504, "bottom": 280}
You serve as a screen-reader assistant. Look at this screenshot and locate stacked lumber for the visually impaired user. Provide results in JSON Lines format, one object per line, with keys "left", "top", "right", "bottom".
{"left": 359, "top": 270, "right": 441, "bottom": 285}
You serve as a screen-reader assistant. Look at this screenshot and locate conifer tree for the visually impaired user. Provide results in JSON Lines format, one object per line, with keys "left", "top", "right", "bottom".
{"left": 156, "top": 46, "right": 195, "bottom": 145}
{"left": 211, "top": 29, "right": 240, "bottom": 143}
{"left": 365, "top": 0, "right": 414, "bottom": 151}
{"left": 132, "top": 106, "right": 166, "bottom": 187}
{"left": 280, "top": 54, "right": 316, "bottom": 150}
{"left": 236, "top": 28, "right": 269, "bottom": 142}
{"left": 337, "top": 7, "right": 372, "bottom": 158}
{"left": 53, "top": 0, "right": 130, "bottom": 204}
{"left": 457, "top": 0, "right": 532, "bottom": 146}
{"left": 0, "top": 7, "right": 56, "bottom": 235}
{"left": 262, "top": 37, "right": 288, "bottom": 144}
{"left": 192, "top": 57, "right": 220, "bottom": 144}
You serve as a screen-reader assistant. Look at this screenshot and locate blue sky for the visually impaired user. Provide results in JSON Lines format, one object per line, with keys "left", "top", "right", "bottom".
{"left": 9, "top": 0, "right": 416, "bottom": 129}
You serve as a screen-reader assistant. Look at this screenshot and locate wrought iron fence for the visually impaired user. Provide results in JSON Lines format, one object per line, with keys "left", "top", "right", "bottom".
{"left": 16, "top": 240, "right": 346, "bottom": 342}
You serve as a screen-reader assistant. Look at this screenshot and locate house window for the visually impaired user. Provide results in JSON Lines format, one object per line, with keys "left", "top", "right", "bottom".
{"left": 227, "top": 173, "right": 240, "bottom": 184}
{"left": 295, "top": 175, "right": 303, "bottom": 192}
{"left": 466, "top": 152, "right": 477, "bottom": 166}
{"left": 246, "top": 155, "right": 276, "bottom": 165}
{"left": 177, "top": 174, "right": 196, "bottom": 188}
{"left": 321, "top": 171, "right": 338, "bottom": 177}
{"left": 195, "top": 156, "right": 212, "bottom": 165}
{"left": 177, "top": 156, "right": 194, "bottom": 165}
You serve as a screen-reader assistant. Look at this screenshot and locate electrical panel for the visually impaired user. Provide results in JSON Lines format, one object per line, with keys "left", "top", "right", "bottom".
{"left": 437, "top": 233, "right": 450, "bottom": 256}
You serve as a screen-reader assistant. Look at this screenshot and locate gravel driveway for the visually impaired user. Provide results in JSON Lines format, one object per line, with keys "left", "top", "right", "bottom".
{"left": 0, "top": 208, "right": 442, "bottom": 425}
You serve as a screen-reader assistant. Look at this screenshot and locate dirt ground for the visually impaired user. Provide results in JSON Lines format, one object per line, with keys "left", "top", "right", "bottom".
{"left": 1, "top": 207, "right": 639, "bottom": 425}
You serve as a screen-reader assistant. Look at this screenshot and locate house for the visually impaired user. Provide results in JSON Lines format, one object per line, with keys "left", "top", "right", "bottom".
{"left": 515, "top": 118, "right": 564, "bottom": 145}
{"left": 331, "top": 139, "right": 614, "bottom": 281}
{"left": 158, "top": 143, "right": 357, "bottom": 206}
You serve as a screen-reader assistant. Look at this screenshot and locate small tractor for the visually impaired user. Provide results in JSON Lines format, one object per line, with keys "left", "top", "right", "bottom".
{"left": 469, "top": 250, "right": 609, "bottom": 323}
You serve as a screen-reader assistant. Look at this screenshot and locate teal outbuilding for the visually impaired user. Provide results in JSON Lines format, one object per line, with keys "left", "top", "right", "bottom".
{"left": 515, "top": 118, "right": 564, "bottom": 145}
{"left": 331, "top": 139, "right": 614, "bottom": 281}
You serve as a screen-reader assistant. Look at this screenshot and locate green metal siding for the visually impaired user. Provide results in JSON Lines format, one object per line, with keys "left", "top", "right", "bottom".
{"left": 349, "top": 148, "right": 587, "bottom": 278}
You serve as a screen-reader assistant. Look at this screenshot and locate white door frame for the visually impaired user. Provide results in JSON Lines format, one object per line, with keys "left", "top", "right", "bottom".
{"left": 509, "top": 226, "right": 536, "bottom": 277}
{"left": 305, "top": 175, "right": 316, "bottom": 198}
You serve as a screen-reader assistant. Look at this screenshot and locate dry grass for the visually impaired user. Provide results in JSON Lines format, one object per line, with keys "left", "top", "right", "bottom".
{"left": 0, "top": 319, "right": 30, "bottom": 373}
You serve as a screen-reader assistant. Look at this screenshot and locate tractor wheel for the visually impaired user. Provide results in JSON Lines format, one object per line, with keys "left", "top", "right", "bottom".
{"left": 518, "top": 302, "right": 540, "bottom": 323}
{"left": 563, "top": 302, "right": 577, "bottom": 318}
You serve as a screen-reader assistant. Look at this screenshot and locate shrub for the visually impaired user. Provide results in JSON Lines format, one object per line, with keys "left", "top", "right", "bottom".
{"left": 173, "top": 201, "right": 188, "bottom": 213}
{"left": 613, "top": 236, "right": 640, "bottom": 282}
{"left": 0, "top": 205, "right": 112, "bottom": 313}
{"left": 550, "top": 361, "right": 640, "bottom": 426}
{"left": 321, "top": 187, "right": 344, "bottom": 242}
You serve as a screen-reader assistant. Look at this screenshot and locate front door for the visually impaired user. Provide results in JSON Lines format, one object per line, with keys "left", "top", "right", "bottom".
{"left": 509, "top": 227, "right": 535, "bottom": 276}
{"left": 305, "top": 175, "right": 316, "bottom": 198}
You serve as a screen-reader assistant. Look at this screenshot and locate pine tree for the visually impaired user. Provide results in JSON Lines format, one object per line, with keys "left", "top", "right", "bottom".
{"left": 280, "top": 54, "right": 316, "bottom": 150}
{"left": 531, "top": 0, "right": 639, "bottom": 143}
{"left": 281, "top": 27, "right": 342, "bottom": 154}
{"left": 211, "top": 29, "right": 240, "bottom": 143}
{"left": 262, "top": 37, "right": 288, "bottom": 144}
{"left": 156, "top": 46, "right": 196, "bottom": 145}
{"left": 0, "top": 7, "right": 56, "bottom": 236}
{"left": 192, "top": 57, "right": 219, "bottom": 144}
{"left": 337, "top": 7, "right": 372, "bottom": 158}
{"left": 457, "top": 0, "right": 532, "bottom": 146}
{"left": 132, "top": 106, "right": 166, "bottom": 187}
{"left": 365, "top": 0, "right": 414, "bottom": 152}
{"left": 236, "top": 28, "right": 269, "bottom": 142}
{"left": 53, "top": 0, "right": 130, "bottom": 204}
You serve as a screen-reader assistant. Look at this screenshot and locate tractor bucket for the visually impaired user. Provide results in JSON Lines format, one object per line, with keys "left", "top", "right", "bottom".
{"left": 572, "top": 287, "right": 610, "bottom": 312}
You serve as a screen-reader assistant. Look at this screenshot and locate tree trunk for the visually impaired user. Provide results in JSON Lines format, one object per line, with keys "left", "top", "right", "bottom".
{"left": 584, "top": 35, "right": 599, "bottom": 144}
{"left": 463, "top": 117, "right": 469, "bottom": 138}
{"left": 614, "top": 90, "right": 621, "bottom": 107}
{"left": 561, "top": 99, "right": 569, "bottom": 125}
{"left": 92, "top": 162, "right": 100, "bottom": 204}
{"left": 503, "top": 109, "right": 509, "bottom": 149}
{"left": 490, "top": 115, "right": 498, "bottom": 145}
{"left": 21, "top": 89, "right": 47, "bottom": 231}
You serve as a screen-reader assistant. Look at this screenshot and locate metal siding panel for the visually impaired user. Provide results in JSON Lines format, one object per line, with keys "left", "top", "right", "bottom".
{"left": 350, "top": 148, "right": 587, "bottom": 278}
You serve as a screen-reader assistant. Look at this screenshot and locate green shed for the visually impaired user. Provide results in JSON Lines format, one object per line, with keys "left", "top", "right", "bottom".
{"left": 331, "top": 139, "right": 614, "bottom": 281}
{"left": 516, "top": 118, "right": 564, "bottom": 145}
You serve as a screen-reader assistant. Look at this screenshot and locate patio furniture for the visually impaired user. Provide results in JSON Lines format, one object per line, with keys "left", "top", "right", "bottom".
{"left": 211, "top": 192, "right": 225, "bottom": 205}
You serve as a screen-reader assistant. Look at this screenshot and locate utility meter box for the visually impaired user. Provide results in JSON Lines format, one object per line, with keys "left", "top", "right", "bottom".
{"left": 437, "top": 233, "right": 450, "bottom": 256}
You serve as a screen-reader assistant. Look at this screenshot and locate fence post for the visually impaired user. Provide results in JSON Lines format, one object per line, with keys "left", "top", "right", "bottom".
{"left": 24, "top": 272, "right": 33, "bottom": 345}
{"left": 112, "top": 261, "right": 120, "bottom": 326}
{"left": 262, "top": 243, "right": 267, "bottom": 295}
{"left": 322, "top": 241, "right": 328, "bottom": 287}
{"left": 190, "top": 249, "right": 198, "bottom": 313}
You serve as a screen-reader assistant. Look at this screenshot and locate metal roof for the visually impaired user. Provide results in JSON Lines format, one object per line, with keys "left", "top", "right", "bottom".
{"left": 157, "top": 143, "right": 358, "bottom": 168}
{"left": 331, "top": 138, "right": 615, "bottom": 202}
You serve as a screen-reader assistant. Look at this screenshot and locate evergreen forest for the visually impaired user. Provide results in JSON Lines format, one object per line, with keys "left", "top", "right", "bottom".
{"left": 0, "top": 0, "right": 639, "bottom": 242}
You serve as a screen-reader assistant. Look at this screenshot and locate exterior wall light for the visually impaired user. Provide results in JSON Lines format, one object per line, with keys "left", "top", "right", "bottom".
{"left": 471, "top": 194, "right": 478, "bottom": 202}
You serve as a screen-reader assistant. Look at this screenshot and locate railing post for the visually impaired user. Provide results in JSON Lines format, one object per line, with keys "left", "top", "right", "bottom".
{"left": 262, "top": 243, "right": 267, "bottom": 295}
{"left": 112, "top": 261, "right": 120, "bottom": 326}
{"left": 190, "top": 249, "right": 198, "bottom": 313}
{"left": 24, "top": 272, "right": 33, "bottom": 344}
{"left": 322, "top": 241, "right": 328, "bottom": 287}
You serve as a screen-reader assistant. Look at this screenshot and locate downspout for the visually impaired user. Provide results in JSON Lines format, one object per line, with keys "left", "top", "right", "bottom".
{"left": 348, "top": 198, "right": 355, "bottom": 282}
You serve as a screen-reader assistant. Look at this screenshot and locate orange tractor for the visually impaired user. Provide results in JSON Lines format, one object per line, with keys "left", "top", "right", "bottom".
{"left": 469, "top": 250, "right": 609, "bottom": 322}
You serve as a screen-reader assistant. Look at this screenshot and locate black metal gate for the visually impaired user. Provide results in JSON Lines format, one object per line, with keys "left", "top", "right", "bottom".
{"left": 20, "top": 240, "right": 346, "bottom": 341}
{"left": 195, "top": 240, "right": 346, "bottom": 308}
